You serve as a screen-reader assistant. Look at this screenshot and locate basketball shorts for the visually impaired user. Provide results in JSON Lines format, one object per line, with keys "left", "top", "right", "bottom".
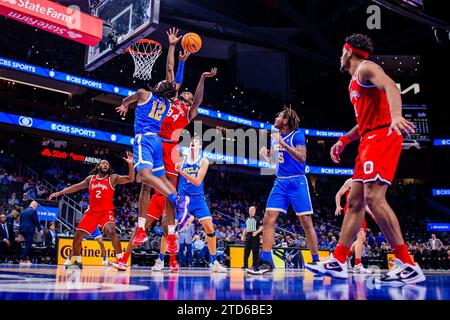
{"left": 133, "top": 133, "right": 165, "bottom": 177}
{"left": 181, "top": 194, "right": 211, "bottom": 221}
{"left": 77, "top": 209, "right": 115, "bottom": 235}
{"left": 353, "top": 127, "right": 402, "bottom": 185}
{"left": 147, "top": 192, "right": 166, "bottom": 221}
{"left": 266, "top": 175, "right": 313, "bottom": 216}
{"left": 91, "top": 228, "right": 102, "bottom": 239}
{"left": 162, "top": 141, "right": 180, "bottom": 178}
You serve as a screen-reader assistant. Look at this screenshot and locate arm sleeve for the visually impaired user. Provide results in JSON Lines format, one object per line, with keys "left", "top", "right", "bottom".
{"left": 175, "top": 60, "right": 185, "bottom": 84}
{"left": 293, "top": 131, "right": 306, "bottom": 147}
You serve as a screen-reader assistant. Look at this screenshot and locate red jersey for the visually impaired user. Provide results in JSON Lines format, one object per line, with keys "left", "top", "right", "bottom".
{"left": 88, "top": 175, "right": 115, "bottom": 212}
{"left": 159, "top": 100, "right": 190, "bottom": 142}
{"left": 348, "top": 61, "right": 391, "bottom": 136}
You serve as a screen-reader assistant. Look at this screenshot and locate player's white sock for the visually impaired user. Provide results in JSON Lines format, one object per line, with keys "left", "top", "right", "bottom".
{"left": 74, "top": 256, "right": 82, "bottom": 263}
{"left": 116, "top": 253, "right": 123, "bottom": 259}
{"left": 138, "top": 217, "right": 146, "bottom": 228}
{"left": 168, "top": 225, "right": 175, "bottom": 235}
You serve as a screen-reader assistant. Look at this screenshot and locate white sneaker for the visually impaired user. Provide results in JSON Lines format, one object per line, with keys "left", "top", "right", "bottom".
{"left": 375, "top": 261, "right": 425, "bottom": 286}
{"left": 102, "top": 258, "right": 108, "bottom": 266}
{"left": 353, "top": 264, "right": 373, "bottom": 274}
{"left": 211, "top": 260, "right": 227, "bottom": 273}
{"left": 305, "top": 253, "right": 348, "bottom": 279}
{"left": 151, "top": 258, "right": 164, "bottom": 271}
{"left": 63, "top": 258, "right": 71, "bottom": 267}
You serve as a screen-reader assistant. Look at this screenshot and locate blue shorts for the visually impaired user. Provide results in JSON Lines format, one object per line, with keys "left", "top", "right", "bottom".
{"left": 84, "top": 228, "right": 102, "bottom": 240}
{"left": 183, "top": 194, "right": 211, "bottom": 221}
{"left": 266, "top": 175, "right": 313, "bottom": 216}
{"left": 133, "top": 133, "right": 165, "bottom": 177}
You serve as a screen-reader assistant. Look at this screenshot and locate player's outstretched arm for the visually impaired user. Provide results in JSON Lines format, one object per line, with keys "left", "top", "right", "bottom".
{"left": 330, "top": 124, "right": 360, "bottom": 164}
{"left": 189, "top": 68, "right": 217, "bottom": 121}
{"left": 116, "top": 89, "right": 149, "bottom": 117}
{"left": 359, "top": 63, "right": 415, "bottom": 138}
{"left": 335, "top": 178, "right": 352, "bottom": 216}
{"left": 174, "top": 50, "right": 190, "bottom": 93}
{"left": 48, "top": 176, "right": 90, "bottom": 200}
{"left": 111, "top": 151, "right": 135, "bottom": 186}
{"left": 166, "top": 27, "right": 182, "bottom": 82}
{"left": 178, "top": 158, "right": 209, "bottom": 187}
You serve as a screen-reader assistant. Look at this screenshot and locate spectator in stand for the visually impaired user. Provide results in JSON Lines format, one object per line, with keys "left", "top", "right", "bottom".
{"left": 0, "top": 213, "right": 16, "bottom": 263}
{"left": 44, "top": 221, "right": 57, "bottom": 264}
{"left": 193, "top": 234, "right": 208, "bottom": 266}
{"left": 0, "top": 167, "right": 8, "bottom": 183}
{"left": 8, "top": 192, "right": 20, "bottom": 209}
{"left": 79, "top": 196, "right": 88, "bottom": 211}
{"left": 367, "top": 231, "right": 376, "bottom": 248}
{"left": 328, "top": 236, "right": 337, "bottom": 250}
{"left": 25, "top": 183, "right": 37, "bottom": 199}
{"left": 18, "top": 201, "right": 43, "bottom": 265}
{"left": 375, "top": 232, "right": 386, "bottom": 247}
{"left": 36, "top": 183, "right": 48, "bottom": 199}
{"left": 56, "top": 179, "right": 66, "bottom": 191}
{"left": 153, "top": 221, "right": 164, "bottom": 237}
{"left": 179, "top": 223, "right": 195, "bottom": 268}
{"left": 428, "top": 234, "right": 443, "bottom": 269}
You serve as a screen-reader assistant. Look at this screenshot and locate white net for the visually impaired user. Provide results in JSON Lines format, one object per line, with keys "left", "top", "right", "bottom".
{"left": 128, "top": 40, "right": 162, "bottom": 80}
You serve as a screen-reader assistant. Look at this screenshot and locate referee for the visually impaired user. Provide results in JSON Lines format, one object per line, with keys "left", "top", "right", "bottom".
{"left": 241, "top": 206, "right": 263, "bottom": 269}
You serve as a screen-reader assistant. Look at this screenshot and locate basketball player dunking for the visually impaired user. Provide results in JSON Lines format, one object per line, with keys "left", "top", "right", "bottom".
{"left": 306, "top": 34, "right": 425, "bottom": 285}
{"left": 335, "top": 178, "right": 374, "bottom": 274}
{"left": 49, "top": 153, "right": 135, "bottom": 270}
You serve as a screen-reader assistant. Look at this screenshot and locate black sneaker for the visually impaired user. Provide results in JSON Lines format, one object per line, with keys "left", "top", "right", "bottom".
{"left": 246, "top": 260, "right": 273, "bottom": 275}
{"left": 65, "top": 260, "right": 83, "bottom": 270}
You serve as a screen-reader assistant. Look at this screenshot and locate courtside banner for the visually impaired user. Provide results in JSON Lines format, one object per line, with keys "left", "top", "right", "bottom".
{"left": 0, "top": 0, "right": 102, "bottom": 46}
{"left": 57, "top": 237, "right": 131, "bottom": 266}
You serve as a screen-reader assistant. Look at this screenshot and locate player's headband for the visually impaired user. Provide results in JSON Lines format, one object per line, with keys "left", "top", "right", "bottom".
{"left": 344, "top": 43, "right": 369, "bottom": 59}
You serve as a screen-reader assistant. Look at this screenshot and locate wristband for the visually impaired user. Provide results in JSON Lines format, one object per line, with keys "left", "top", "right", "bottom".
{"left": 338, "top": 135, "right": 351, "bottom": 146}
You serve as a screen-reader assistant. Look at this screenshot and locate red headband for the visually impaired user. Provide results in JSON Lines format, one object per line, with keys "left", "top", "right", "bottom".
{"left": 344, "top": 43, "right": 369, "bottom": 59}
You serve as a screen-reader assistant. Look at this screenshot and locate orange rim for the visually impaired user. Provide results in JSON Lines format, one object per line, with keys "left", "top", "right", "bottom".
{"left": 127, "top": 39, "right": 162, "bottom": 56}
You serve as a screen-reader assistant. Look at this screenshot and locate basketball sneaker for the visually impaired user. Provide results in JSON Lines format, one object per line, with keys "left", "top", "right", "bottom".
{"left": 132, "top": 227, "right": 148, "bottom": 246}
{"left": 152, "top": 258, "right": 164, "bottom": 271}
{"left": 375, "top": 261, "right": 425, "bottom": 286}
{"left": 175, "top": 195, "right": 190, "bottom": 229}
{"left": 246, "top": 260, "right": 273, "bottom": 275}
{"left": 211, "top": 260, "right": 227, "bottom": 273}
{"left": 102, "top": 257, "right": 108, "bottom": 266}
{"left": 305, "top": 253, "right": 348, "bottom": 279}
{"left": 353, "top": 264, "right": 373, "bottom": 274}
{"left": 65, "top": 260, "right": 83, "bottom": 270}
{"left": 109, "top": 259, "right": 128, "bottom": 271}
{"left": 169, "top": 259, "right": 179, "bottom": 273}
{"left": 167, "top": 234, "right": 178, "bottom": 254}
{"left": 63, "top": 258, "right": 72, "bottom": 267}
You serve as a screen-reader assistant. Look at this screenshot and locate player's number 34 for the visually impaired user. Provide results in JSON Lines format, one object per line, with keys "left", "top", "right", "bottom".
{"left": 148, "top": 101, "right": 166, "bottom": 121}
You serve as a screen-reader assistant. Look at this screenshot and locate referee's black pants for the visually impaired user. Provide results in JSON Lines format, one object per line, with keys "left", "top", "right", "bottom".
{"left": 244, "top": 235, "right": 260, "bottom": 268}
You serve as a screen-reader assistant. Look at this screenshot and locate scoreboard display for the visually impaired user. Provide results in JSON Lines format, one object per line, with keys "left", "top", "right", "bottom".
{"left": 403, "top": 104, "right": 430, "bottom": 141}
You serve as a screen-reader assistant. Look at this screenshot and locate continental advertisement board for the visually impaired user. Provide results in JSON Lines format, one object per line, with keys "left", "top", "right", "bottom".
{"left": 57, "top": 237, "right": 131, "bottom": 266}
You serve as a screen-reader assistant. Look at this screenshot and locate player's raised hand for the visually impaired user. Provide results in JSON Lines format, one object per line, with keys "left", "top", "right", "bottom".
{"left": 167, "top": 27, "right": 182, "bottom": 45}
{"left": 48, "top": 192, "right": 59, "bottom": 201}
{"left": 335, "top": 206, "right": 343, "bottom": 216}
{"left": 202, "top": 67, "right": 217, "bottom": 78}
{"left": 116, "top": 104, "right": 129, "bottom": 117}
{"left": 123, "top": 151, "right": 134, "bottom": 164}
{"left": 330, "top": 140, "right": 345, "bottom": 164}
{"left": 179, "top": 50, "right": 190, "bottom": 62}
{"left": 259, "top": 146, "right": 270, "bottom": 158}
{"left": 388, "top": 115, "right": 416, "bottom": 138}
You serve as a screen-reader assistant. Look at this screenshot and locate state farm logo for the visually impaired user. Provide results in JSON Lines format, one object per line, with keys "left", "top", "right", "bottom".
{"left": 2, "top": 0, "right": 17, "bottom": 5}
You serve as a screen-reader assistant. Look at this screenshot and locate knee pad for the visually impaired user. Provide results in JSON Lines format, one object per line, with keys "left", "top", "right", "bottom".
{"left": 206, "top": 233, "right": 215, "bottom": 238}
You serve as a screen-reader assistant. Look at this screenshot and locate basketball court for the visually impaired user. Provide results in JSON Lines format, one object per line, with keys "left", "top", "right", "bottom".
{"left": 0, "top": 264, "right": 449, "bottom": 300}
{"left": 1, "top": 0, "right": 450, "bottom": 311}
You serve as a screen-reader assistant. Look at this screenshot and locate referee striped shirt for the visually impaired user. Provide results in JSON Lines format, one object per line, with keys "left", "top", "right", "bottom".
{"left": 245, "top": 216, "right": 260, "bottom": 233}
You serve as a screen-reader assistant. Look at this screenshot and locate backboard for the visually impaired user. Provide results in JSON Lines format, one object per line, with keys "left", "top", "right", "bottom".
{"left": 84, "top": 0, "right": 160, "bottom": 71}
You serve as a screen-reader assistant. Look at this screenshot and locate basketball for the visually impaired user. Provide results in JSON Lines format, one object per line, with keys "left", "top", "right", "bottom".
{"left": 181, "top": 32, "right": 202, "bottom": 53}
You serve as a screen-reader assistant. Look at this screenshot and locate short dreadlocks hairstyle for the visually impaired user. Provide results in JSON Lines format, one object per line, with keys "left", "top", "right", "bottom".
{"left": 279, "top": 106, "right": 301, "bottom": 131}
{"left": 151, "top": 80, "right": 177, "bottom": 100}
{"left": 345, "top": 34, "right": 374, "bottom": 59}
{"left": 89, "top": 160, "right": 114, "bottom": 176}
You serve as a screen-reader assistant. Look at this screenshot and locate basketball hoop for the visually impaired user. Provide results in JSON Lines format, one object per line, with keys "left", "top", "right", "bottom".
{"left": 127, "top": 39, "right": 162, "bottom": 80}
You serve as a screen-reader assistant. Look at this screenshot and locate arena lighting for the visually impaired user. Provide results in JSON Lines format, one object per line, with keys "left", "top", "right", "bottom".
{"left": 0, "top": 76, "right": 72, "bottom": 96}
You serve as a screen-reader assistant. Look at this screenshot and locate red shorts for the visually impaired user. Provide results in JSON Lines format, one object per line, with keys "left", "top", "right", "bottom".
{"left": 147, "top": 193, "right": 166, "bottom": 221}
{"left": 162, "top": 141, "right": 180, "bottom": 178}
{"left": 77, "top": 209, "right": 115, "bottom": 235}
{"left": 352, "top": 127, "right": 402, "bottom": 185}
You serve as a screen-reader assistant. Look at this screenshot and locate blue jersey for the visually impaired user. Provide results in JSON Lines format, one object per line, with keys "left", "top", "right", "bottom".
{"left": 272, "top": 130, "right": 306, "bottom": 177}
{"left": 178, "top": 155, "right": 206, "bottom": 196}
{"left": 134, "top": 92, "right": 171, "bottom": 135}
